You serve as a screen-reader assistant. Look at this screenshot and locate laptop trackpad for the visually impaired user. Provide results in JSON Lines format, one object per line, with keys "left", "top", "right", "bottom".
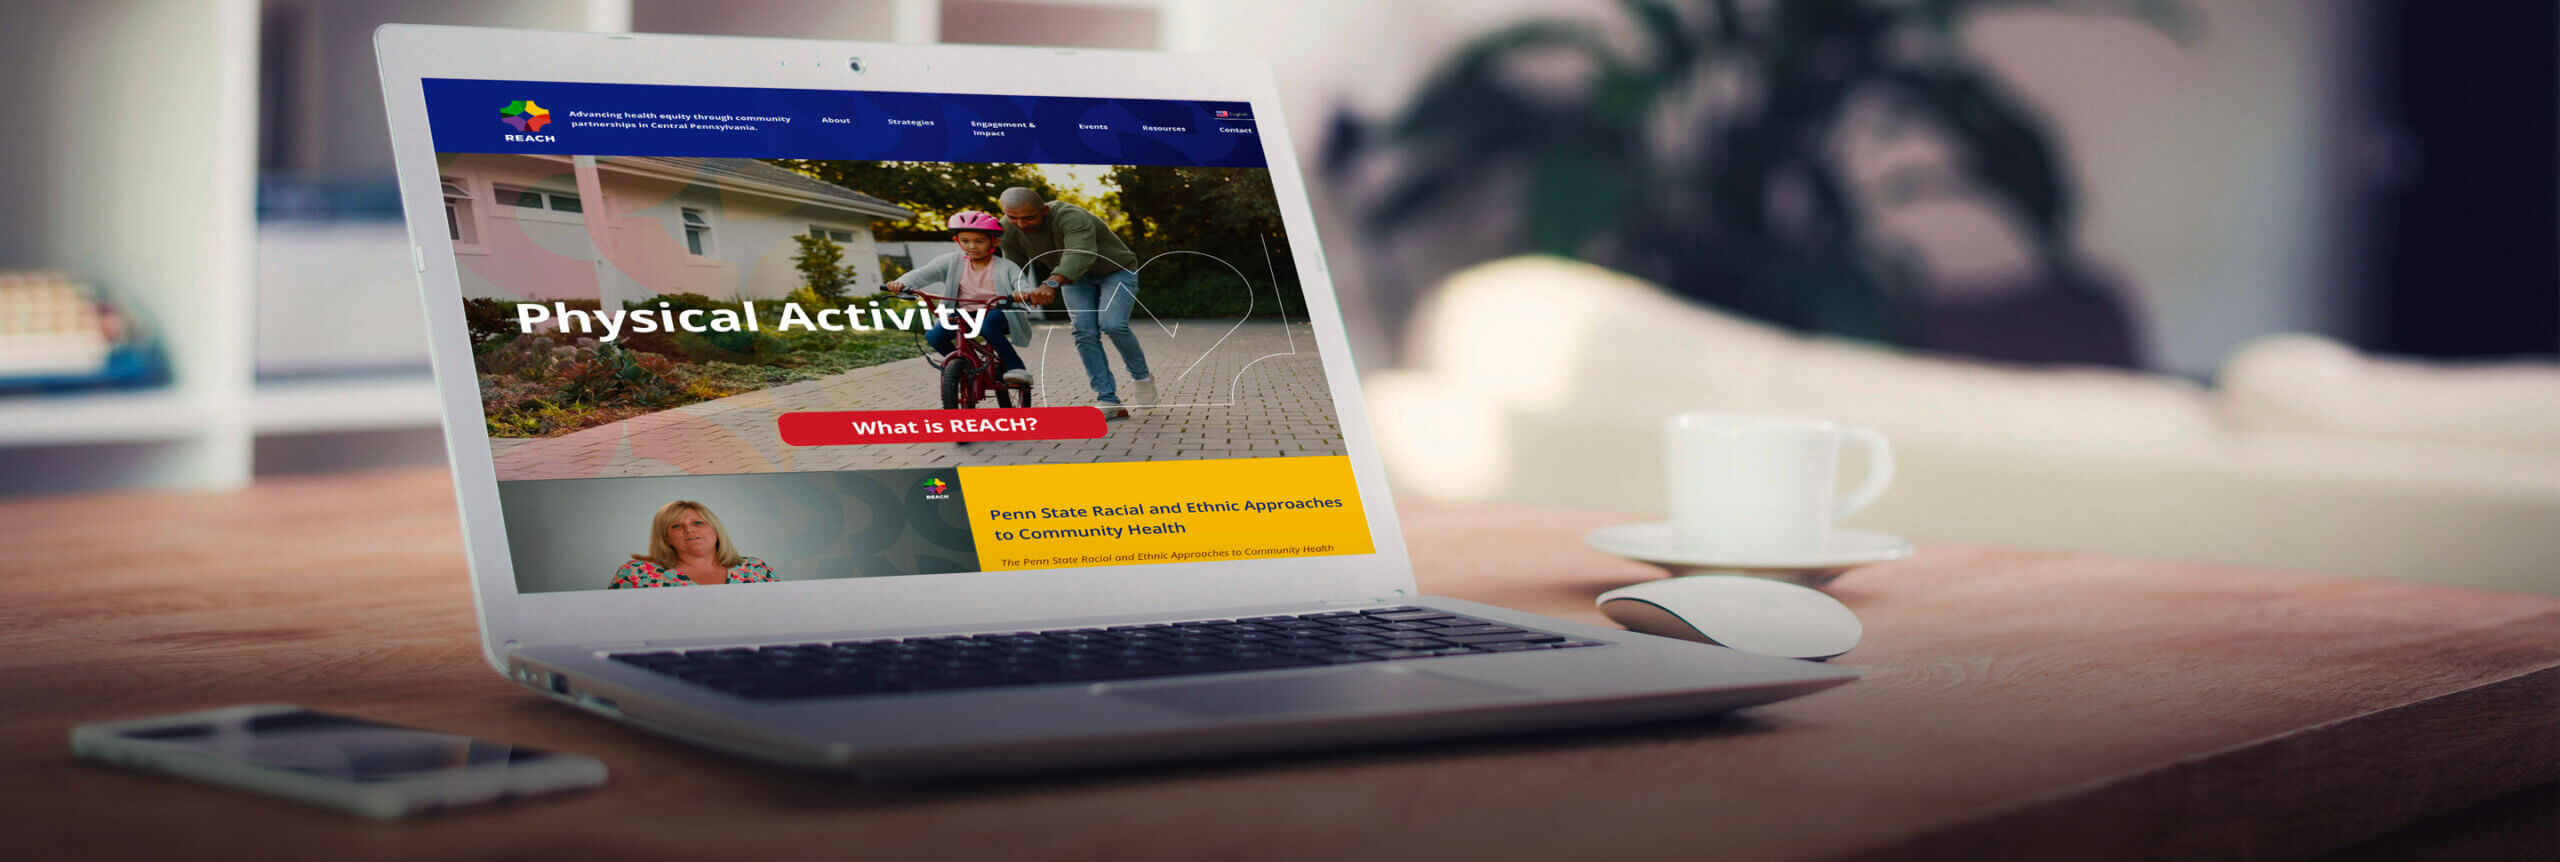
{"left": 1110, "top": 668, "right": 1521, "bottom": 717}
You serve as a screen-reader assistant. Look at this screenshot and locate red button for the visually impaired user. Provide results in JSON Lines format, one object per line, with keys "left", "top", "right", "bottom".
{"left": 778, "top": 407, "right": 1108, "bottom": 445}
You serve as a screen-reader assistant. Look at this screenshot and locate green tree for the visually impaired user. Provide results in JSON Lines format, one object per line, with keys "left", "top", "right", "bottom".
{"left": 1043, "top": 174, "right": 1127, "bottom": 234}
{"left": 1109, "top": 165, "right": 1303, "bottom": 318}
{"left": 1111, "top": 165, "right": 1286, "bottom": 258}
{"left": 768, "top": 159, "right": 1056, "bottom": 240}
{"left": 792, "top": 234, "right": 854, "bottom": 300}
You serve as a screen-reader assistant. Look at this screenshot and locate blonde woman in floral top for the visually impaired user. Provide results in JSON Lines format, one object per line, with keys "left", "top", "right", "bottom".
{"left": 609, "top": 500, "right": 777, "bottom": 588}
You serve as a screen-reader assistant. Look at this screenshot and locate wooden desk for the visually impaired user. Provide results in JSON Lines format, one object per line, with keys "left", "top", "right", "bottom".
{"left": 6, "top": 469, "right": 2556, "bottom": 860}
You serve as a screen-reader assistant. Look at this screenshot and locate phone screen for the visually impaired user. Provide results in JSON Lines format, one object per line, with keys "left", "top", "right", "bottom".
{"left": 116, "top": 709, "right": 562, "bottom": 784}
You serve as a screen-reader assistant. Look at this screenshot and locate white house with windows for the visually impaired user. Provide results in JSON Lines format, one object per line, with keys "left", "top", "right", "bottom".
{"left": 434, "top": 154, "right": 912, "bottom": 307}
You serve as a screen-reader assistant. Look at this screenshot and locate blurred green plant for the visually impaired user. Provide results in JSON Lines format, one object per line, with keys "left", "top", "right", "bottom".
{"left": 468, "top": 290, "right": 932, "bottom": 437}
{"left": 557, "top": 342, "right": 682, "bottom": 405}
{"left": 793, "top": 234, "right": 856, "bottom": 300}
{"left": 1334, "top": 0, "right": 2188, "bottom": 341}
{"left": 1110, "top": 164, "right": 1307, "bottom": 319}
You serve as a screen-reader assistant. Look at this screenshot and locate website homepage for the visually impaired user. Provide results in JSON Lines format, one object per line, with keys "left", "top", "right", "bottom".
{"left": 424, "top": 79, "right": 1369, "bottom": 594}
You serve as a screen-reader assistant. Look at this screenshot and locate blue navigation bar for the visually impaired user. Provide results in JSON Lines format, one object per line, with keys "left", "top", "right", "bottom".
{"left": 427, "top": 78, "right": 1266, "bottom": 167}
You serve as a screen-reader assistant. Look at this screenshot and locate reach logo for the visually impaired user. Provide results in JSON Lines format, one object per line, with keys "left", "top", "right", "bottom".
{"left": 500, "top": 99, "right": 556, "bottom": 142}
{"left": 921, "top": 477, "right": 952, "bottom": 500}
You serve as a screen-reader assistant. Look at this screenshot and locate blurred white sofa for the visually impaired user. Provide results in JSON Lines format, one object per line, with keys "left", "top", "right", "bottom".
{"left": 1365, "top": 258, "right": 2560, "bottom": 594}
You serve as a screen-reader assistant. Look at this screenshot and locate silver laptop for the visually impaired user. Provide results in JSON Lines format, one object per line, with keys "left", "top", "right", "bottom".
{"left": 374, "top": 25, "right": 1853, "bottom": 780}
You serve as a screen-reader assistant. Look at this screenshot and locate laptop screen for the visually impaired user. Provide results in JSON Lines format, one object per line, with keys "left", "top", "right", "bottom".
{"left": 420, "top": 78, "right": 1371, "bottom": 594}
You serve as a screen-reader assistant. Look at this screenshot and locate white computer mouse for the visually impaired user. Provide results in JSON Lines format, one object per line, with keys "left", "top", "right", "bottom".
{"left": 1596, "top": 575, "right": 1862, "bottom": 660}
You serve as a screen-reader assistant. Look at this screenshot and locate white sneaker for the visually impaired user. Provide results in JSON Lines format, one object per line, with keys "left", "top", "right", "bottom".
{"left": 1003, "top": 368, "right": 1032, "bottom": 386}
{"left": 1128, "top": 376, "right": 1157, "bottom": 411}
{"left": 1096, "top": 397, "right": 1129, "bottom": 419}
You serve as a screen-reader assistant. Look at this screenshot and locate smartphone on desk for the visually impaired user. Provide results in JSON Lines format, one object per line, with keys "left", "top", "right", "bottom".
{"left": 72, "top": 705, "right": 607, "bottom": 820}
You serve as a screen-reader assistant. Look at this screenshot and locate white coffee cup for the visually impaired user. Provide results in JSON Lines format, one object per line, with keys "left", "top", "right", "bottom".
{"left": 1665, "top": 413, "right": 1894, "bottom": 557}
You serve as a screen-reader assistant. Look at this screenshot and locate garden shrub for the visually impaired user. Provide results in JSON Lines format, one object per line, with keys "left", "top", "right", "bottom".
{"left": 463, "top": 297, "right": 606, "bottom": 344}
{"left": 1122, "top": 267, "right": 1306, "bottom": 319}
{"left": 649, "top": 292, "right": 723, "bottom": 312}
{"left": 461, "top": 298, "right": 517, "bottom": 345}
{"left": 617, "top": 329, "right": 687, "bottom": 360}
{"left": 473, "top": 292, "right": 940, "bottom": 438}
{"left": 556, "top": 342, "right": 683, "bottom": 407}
{"left": 675, "top": 329, "right": 794, "bottom": 366}
{"left": 782, "top": 285, "right": 830, "bottom": 310}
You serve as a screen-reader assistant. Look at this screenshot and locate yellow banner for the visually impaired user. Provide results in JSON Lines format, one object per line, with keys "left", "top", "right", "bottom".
{"left": 957, "top": 456, "right": 1373, "bottom": 571}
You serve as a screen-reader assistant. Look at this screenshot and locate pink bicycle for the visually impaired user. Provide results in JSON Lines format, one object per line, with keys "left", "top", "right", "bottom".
{"left": 888, "top": 286, "right": 1031, "bottom": 411}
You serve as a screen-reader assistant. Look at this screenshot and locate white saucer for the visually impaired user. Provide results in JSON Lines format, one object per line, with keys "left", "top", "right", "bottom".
{"left": 1584, "top": 522, "right": 1915, "bottom": 587}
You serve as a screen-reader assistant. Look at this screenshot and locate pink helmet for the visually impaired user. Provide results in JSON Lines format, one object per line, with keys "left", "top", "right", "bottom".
{"left": 946, "top": 210, "right": 1003, "bottom": 236}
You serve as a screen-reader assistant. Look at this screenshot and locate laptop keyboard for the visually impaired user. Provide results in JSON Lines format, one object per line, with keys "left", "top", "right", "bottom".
{"left": 608, "top": 607, "right": 1605, "bottom": 701}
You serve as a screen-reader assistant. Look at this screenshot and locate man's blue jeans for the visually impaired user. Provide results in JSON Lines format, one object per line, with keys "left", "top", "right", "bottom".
{"left": 1061, "top": 269, "right": 1150, "bottom": 403}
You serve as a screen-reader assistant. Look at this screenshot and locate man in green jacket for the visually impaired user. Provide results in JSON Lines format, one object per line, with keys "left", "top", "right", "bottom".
{"left": 999, "top": 187, "right": 1153, "bottom": 418}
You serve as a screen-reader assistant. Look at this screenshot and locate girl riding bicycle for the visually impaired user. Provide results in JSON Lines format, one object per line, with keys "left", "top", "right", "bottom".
{"left": 883, "top": 211, "right": 1036, "bottom": 386}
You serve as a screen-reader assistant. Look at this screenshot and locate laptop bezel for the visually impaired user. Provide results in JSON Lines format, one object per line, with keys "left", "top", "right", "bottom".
{"left": 375, "top": 25, "right": 1418, "bottom": 669}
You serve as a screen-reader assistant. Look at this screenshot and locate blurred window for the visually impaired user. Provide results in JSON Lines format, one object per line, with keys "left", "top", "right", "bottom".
{"left": 683, "top": 208, "right": 714, "bottom": 256}
{"left": 494, "top": 184, "right": 579, "bottom": 213}
{"left": 440, "top": 177, "right": 476, "bottom": 244}
{"left": 808, "top": 226, "right": 853, "bottom": 243}
{"left": 496, "top": 184, "right": 540, "bottom": 209}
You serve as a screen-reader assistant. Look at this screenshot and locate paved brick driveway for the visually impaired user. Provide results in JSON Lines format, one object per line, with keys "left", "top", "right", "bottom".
{"left": 489, "top": 320, "right": 1344, "bottom": 480}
